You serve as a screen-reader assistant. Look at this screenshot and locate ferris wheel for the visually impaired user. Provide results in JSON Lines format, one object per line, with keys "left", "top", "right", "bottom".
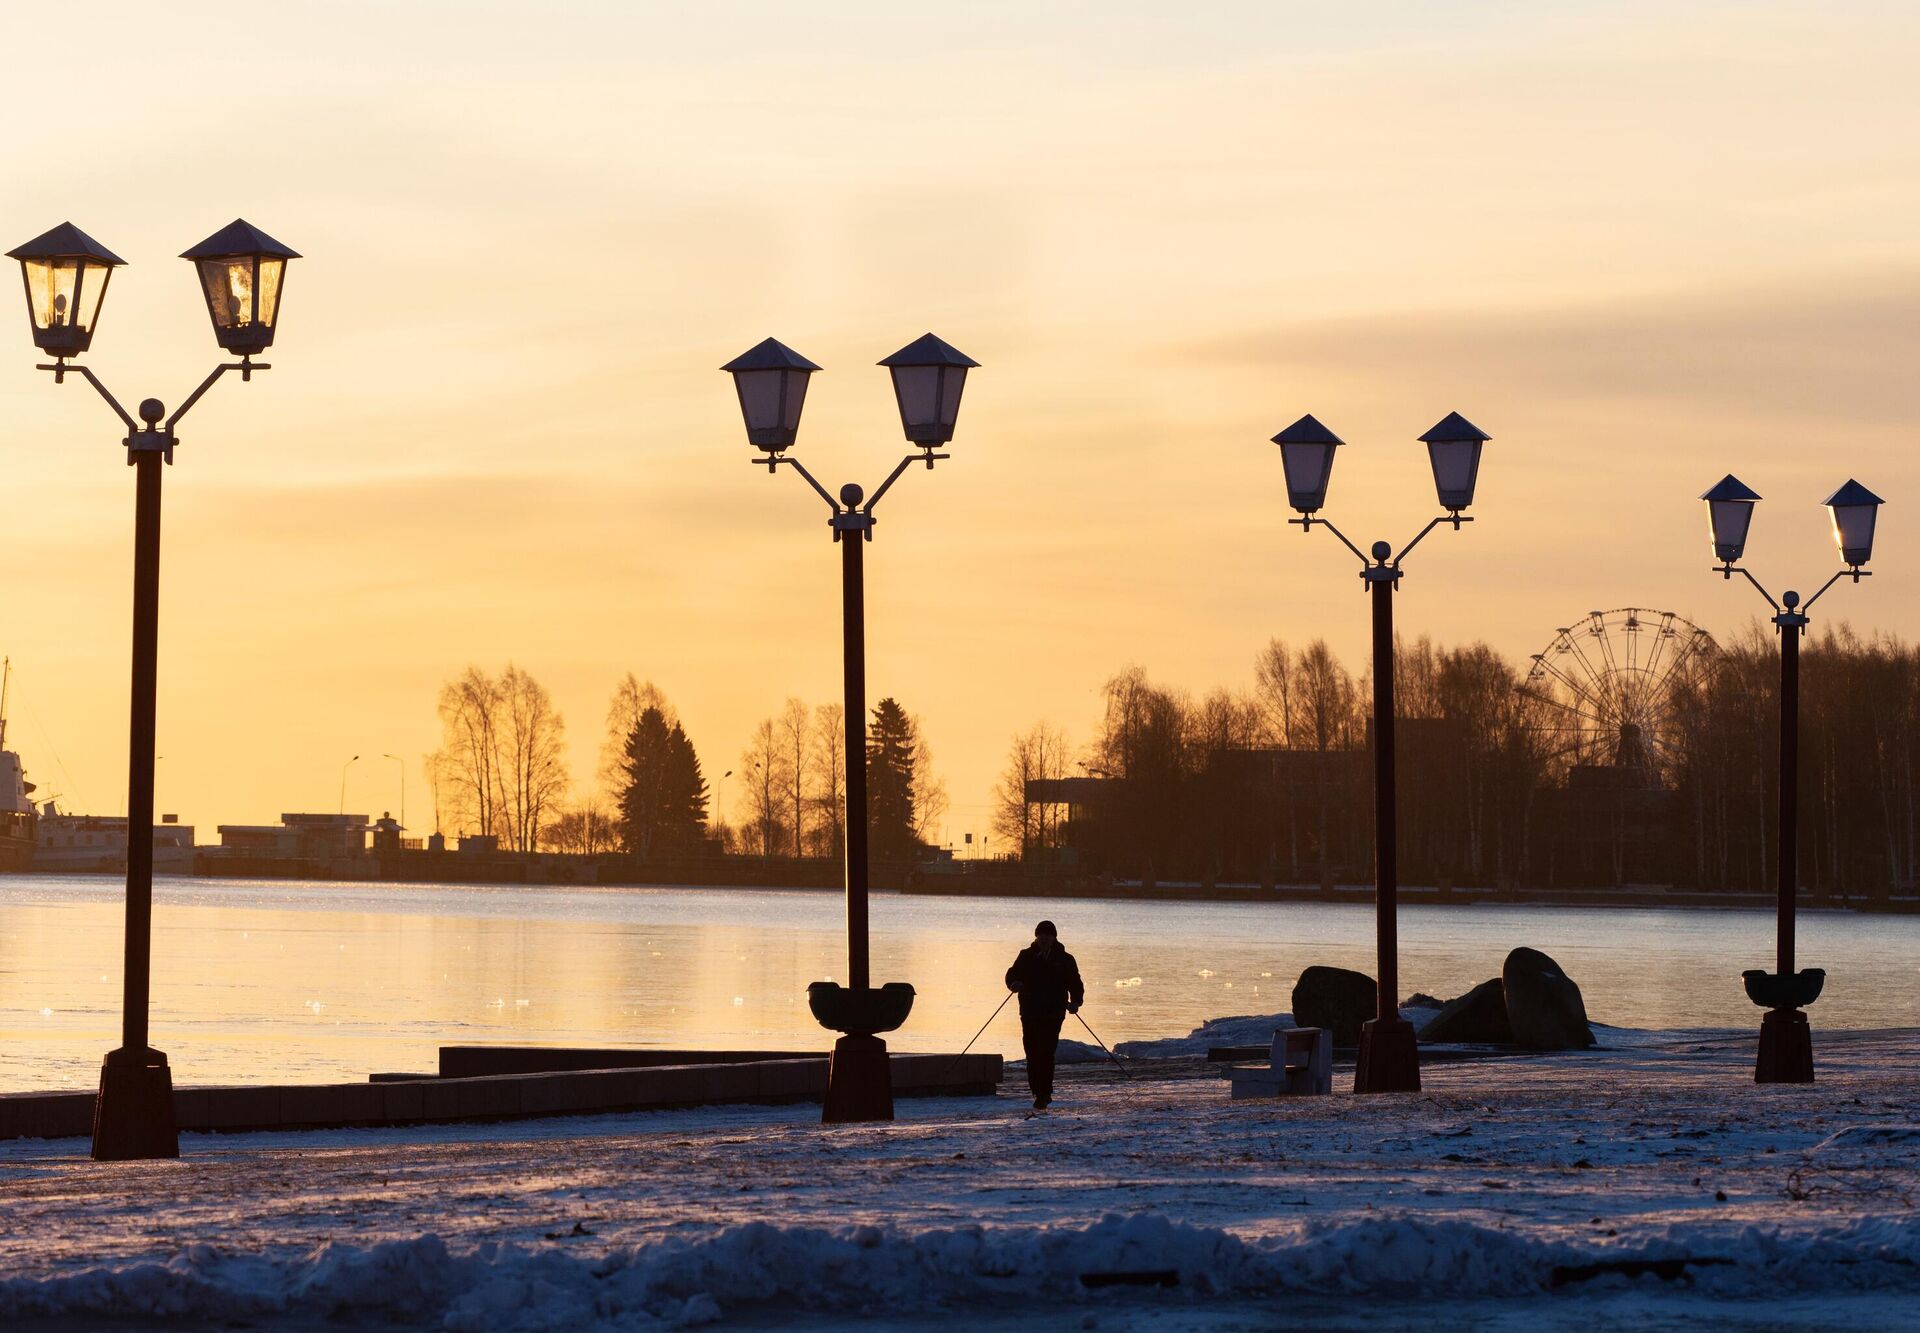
{"left": 1519, "top": 608, "right": 1716, "bottom": 786}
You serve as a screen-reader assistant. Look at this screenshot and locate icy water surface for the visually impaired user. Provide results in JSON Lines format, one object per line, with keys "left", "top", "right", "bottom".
{"left": 1, "top": 874, "right": 1916, "bottom": 1089}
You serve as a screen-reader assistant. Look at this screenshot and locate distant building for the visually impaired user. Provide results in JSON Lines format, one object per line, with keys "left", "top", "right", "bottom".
{"left": 36, "top": 804, "right": 196, "bottom": 873}
{"left": 214, "top": 813, "right": 371, "bottom": 860}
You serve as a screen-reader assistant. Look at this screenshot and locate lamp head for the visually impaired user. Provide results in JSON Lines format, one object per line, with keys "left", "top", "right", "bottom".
{"left": 1699, "top": 474, "right": 1762, "bottom": 563}
{"left": 721, "top": 337, "right": 820, "bottom": 453}
{"left": 1270, "top": 414, "right": 1343, "bottom": 514}
{"left": 7, "top": 221, "right": 124, "bottom": 358}
{"left": 1822, "top": 479, "right": 1883, "bottom": 568}
{"left": 181, "top": 219, "right": 299, "bottom": 356}
{"left": 879, "top": 332, "right": 977, "bottom": 445}
{"left": 1418, "top": 412, "right": 1491, "bottom": 512}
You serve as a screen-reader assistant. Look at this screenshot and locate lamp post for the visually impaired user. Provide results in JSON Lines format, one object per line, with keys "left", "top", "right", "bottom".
{"left": 722, "top": 331, "right": 977, "bottom": 1123}
{"left": 1270, "top": 411, "right": 1491, "bottom": 1094}
{"left": 1699, "top": 473, "right": 1883, "bottom": 1083}
{"left": 339, "top": 754, "right": 360, "bottom": 815}
{"left": 9, "top": 218, "right": 298, "bottom": 1160}
{"left": 382, "top": 754, "right": 406, "bottom": 831}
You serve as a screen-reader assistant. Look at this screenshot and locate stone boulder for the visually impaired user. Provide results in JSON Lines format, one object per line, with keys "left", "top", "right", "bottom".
{"left": 1418, "top": 978, "right": 1514, "bottom": 1045}
{"left": 1291, "top": 965, "right": 1378, "bottom": 1047}
{"left": 1500, "top": 947, "right": 1595, "bottom": 1050}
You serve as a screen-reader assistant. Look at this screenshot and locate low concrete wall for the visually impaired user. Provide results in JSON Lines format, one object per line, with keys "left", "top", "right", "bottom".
{"left": 0, "top": 1052, "right": 1003, "bottom": 1142}
{"left": 438, "top": 1047, "right": 814, "bottom": 1078}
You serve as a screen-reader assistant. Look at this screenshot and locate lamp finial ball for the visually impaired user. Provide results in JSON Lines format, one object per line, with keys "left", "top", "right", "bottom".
{"left": 1371, "top": 540, "right": 1392, "bottom": 562}
{"left": 1783, "top": 590, "right": 1801, "bottom": 609}
{"left": 840, "top": 482, "right": 864, "bottom": 508}
{"left": 138, "top": 399, "right": 164, "bottom": 425}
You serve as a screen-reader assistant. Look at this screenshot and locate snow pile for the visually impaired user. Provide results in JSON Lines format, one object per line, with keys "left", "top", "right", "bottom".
{"left": 6, "top": 1212, "right": 1917, "bottom": 1328}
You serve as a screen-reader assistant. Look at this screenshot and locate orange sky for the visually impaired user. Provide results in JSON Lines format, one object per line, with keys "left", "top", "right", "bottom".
{"left": 2, "top": 1, "right": 1915, "bottom": 840}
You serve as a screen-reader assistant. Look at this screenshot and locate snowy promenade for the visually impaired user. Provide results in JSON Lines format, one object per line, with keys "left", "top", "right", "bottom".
{"left": 2, "top": 1029, "right": 1917, "bottom": 1329}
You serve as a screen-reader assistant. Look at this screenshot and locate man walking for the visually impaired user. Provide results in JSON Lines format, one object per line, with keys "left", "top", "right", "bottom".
{"left": 1004, "top": 919, "right": 1085, "bottom": 1110}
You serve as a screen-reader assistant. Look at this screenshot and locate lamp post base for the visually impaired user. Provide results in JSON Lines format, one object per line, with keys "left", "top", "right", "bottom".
{"left": 1755, "top": 1008, "right": 1814, "bottom": 1084}
{"left": 822, "top": 1034, "right": 894, "bottom": 1124}
{"left": 91, "top": 1046, "right": 179, "bottom": 1161}
{"left": 1353, "top": 1016, "right": 1421, "bottom": 1094}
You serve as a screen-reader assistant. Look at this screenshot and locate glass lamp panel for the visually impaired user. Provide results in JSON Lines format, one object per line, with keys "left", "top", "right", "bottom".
{"left": 71, "top": 260, "right": 110, "bottom": 331}
{"left": 779, "top": 368, "right": 809, "bottom": 435}
{"left": 255, "top": 256, "right": 285, "bottom": 328}
{"left": 938, "top": 364, "right": 968, "bottom": 434}
{"left": 24, "top": 259, "right": 78, "bottom": 330}
{"left": 197, "top": 256, "right": 256, "bottom": 329}
{"left": 735, "top": 368, "right": 783, "bottom": 432}
{"left": 890, "top": 364, "right": 945, "bottom": 442}
{"left": 1280, "top": 441, "right": 1334, "bottom": 512}
{"left": 733, "top": 367, "right": 805, "bottom": 449}
{"left": 1829, "top": 504, "right": 1877, "bottom": 565}
{"left": 1427, "top": 439, "right": 1482, "bottom": 509}
{"left": 1708, "top": 498, "right": 1754, "bottom": 561}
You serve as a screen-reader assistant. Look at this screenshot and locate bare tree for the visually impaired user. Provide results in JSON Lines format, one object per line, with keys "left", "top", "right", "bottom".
{"left": 436, "top": 667, "right": 505, "bottom": 838}
{"left": 739, "top": 717, "right": 788, "bottom": 858}
{"left": 1254, "top": 638, "right": 1297, "bottom": 746}
{"left": 544, "top": 798, "right": 621, "bottom": 853}
{"left": 993, "top": 721, "right": 1070, "bottom": 855}
{"left": 811, "top": 701, "right": 847, "bottom": 859}
{"left": 499, "top": 665, "right": 570, "bottom": 853}
{"left": 779, "top": 697, "right": 811, "bottom": 857}
{"left": 911, "top": 721, "right": 948, "bottom": 846}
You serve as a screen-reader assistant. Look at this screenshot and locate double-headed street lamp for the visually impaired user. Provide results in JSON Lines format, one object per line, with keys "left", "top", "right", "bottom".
{"left": 1270, "top": 411, "right": 1492, "bottom": 1094}
{"left": 1700, "top": 474, "right": 1883, "bottom": 1083}
{"left": 9, "top": 218, "right": 298, "bottom": 1160}
{"left": 722, "top": 332, "right": 977, "bottom": 1123}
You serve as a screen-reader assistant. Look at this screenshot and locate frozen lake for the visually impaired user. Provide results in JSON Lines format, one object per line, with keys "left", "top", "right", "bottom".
{"left": 2, "top": 874, "right": 1916, "bottom": 1091}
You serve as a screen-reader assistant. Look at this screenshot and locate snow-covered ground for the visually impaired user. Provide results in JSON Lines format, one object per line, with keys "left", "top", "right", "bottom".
{"left": 1, "top": 1026, "right": 1917, "bottom": 1329}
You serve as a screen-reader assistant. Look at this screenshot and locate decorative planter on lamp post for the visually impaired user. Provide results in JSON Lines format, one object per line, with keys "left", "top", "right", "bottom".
{"left": 9, "top": 219, "right": 298, "bottom": 1161}
{"left": 722, "top": 332, "right": 977, "bottom": 1123}
{"left": 1700, "top": 473, "right": 1883, "bottom": 1083}
{"left": 1270, "top": 410, "right": 1492, "bottom": 1094}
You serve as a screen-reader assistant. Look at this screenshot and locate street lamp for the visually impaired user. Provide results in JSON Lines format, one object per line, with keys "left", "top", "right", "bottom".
{"left": 722, "top": 331, "right": 978, "bottom": 1123}
{"left": 1700, "top": 473, "right": 1883, "bottom": 1083}
{"left": 340, "top": 754, "right": 360, "bottom": 815}
{"left": 1270, "top": 410, "right": 1492, "bottom": 1094}
{"left": 8, "top": 218, "right": 299, "bottom": 1160}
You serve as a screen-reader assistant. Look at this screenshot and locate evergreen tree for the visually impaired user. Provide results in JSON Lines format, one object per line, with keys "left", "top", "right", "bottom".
{"left": 866, "top": 697, "right": 920, "bottom": 860}
{"left": 620, "top": 706, "right": 709, "bottom": 856}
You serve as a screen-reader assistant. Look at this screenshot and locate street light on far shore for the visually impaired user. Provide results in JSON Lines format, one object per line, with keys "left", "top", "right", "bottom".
{"left": 1699, "top": 472, "right": 1883, "bottom": 1084}
{"left": 1271, "top": 410, "right": 1493, "bottom": 1095}
{"left": 722, "top": 330, "right": 978, "bottom": 1124}
{"left": 10, "top": 216, "right": 298, "bottom": 1162}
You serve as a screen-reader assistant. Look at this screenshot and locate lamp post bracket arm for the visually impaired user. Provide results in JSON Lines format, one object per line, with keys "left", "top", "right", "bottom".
{"left": 37, "top": 362, "right": 138, "bottom": 433}
{"left": 1717, "top": 564, "right": 1781, "bottom": 613}
{"left": 765, "top": 454, "right": 842, "bottom": 514}
{"left": 863, "top": 450, "right": 947, "bottom": 515}
{"left": 1304, "top": 515, "right": 1371, "bottom": 567}
{"left": 165, "top": 361, "right": 261, "bottom": 432}
{"left": 1392, "top": 513, "right": 1471, "bottom": 568}
{"left": 1800, "top": 568, "right": 1868, "bottom": 614}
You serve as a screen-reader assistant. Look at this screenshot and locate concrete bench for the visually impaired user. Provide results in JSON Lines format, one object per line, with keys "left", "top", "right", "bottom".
{"left": 1227, "top": 1027, "right": 1332, "bottom": 1099}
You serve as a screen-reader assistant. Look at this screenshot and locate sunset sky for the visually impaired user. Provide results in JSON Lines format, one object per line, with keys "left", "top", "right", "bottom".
{"left": 2, "top": 1, "right": 1915, "bottom": 839}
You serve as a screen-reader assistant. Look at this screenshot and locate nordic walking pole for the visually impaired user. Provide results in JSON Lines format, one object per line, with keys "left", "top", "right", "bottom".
{"left": 1074, "top": 1010, "right": 1133, "bottom": 1080}
{"left": 938, "top": 990, "right": 1016, "bottom": 1085}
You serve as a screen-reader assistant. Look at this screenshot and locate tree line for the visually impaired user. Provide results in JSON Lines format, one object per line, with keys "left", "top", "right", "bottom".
{"left": 426, "top": 668, "right": 946, "bottom": 862}
{"left": 991, "top": 626, "right": 1920, "bottom": 896}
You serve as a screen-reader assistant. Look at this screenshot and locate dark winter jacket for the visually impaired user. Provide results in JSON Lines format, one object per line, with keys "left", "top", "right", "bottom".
{"left": 1005, "top": 943, "right": 1085, "bottom": 1018}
